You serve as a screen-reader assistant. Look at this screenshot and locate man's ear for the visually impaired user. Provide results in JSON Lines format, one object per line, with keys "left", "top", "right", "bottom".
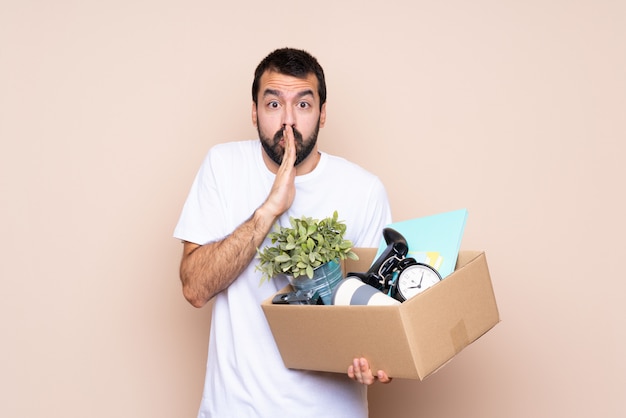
{"left": 319, "top": 103, "right": 327, "bottom": 128}
{"left": 251, "top": 102, "right": 258, "bottom": 127}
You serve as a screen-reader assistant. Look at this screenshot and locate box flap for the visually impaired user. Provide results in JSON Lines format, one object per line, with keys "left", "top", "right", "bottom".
{"left": 342, "top": 248, "right": 379, "bottom": 276}
{"left": 455, "top": 250, "right": 483, "bottom": 269}
{"left": 400, "top": 252, "right": 499, "bottom": 379}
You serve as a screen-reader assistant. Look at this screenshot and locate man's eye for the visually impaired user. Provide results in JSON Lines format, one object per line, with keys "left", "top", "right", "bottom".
{"left": 298, "top": 102, "right": 310, "bottom": 109}
{"left": 268, "top": 101, "right": 280, "bottom": 109}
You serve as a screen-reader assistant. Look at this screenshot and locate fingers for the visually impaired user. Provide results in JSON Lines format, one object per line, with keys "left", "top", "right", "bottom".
{"left": 348, "top": 358, "right": 380, "bottom": 385}
{"left": 281, "top": 125, "right": 296, "bottom": 168}
{"left": 347, "top": 358, "right": 393, "bottom": 385}
{"left": 348, "top": 358, "right": 373, "bottom": 385}
{"left": 376, "top": 369, "right": 393, "bottom": 384}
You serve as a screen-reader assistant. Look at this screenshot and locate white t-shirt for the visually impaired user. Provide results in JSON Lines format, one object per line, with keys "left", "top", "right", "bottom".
{"left": 174, "top": 140, "right": 392, "bottom": 418}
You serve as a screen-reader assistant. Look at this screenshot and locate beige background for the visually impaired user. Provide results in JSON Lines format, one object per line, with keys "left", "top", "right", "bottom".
{"left": 1, "top": 0, "right": 624, "bottom": 417}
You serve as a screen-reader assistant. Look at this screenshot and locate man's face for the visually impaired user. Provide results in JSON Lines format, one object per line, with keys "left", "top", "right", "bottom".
{"left": 252, "top": 71, "right": 326, "bottom": 167}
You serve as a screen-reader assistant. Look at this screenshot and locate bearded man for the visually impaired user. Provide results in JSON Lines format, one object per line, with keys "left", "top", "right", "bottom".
{"left": 174, "top": 48, "right": 392, "bottom": 418}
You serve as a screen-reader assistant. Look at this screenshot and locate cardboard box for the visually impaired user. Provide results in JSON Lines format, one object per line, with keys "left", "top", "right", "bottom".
{"left": 261, "top": 249, "right": 499, "bottom": 380}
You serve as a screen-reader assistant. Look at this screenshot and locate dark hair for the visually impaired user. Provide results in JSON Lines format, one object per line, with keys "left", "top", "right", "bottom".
{"left": 252, "top": 48, "right": 326, "bottom": 109}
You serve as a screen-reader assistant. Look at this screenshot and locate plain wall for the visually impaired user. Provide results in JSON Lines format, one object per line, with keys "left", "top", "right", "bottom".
{"left": 1, "top": 0, "right": 624, "bottom": 417}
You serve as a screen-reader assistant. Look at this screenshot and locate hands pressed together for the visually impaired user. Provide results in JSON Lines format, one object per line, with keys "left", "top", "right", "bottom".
{"left": 262, "top": 125, "right": 298, "bottom": 219}
{"left": 348, "top": 357, "right": 392, "bottom": 385}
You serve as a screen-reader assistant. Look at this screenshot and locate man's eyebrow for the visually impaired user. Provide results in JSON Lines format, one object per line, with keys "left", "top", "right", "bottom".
{"left": 295, "top": 89, "right": 315, "bottom": 99}
{"left": 263, "top": 88, "right": 281, "bottom": 98}
{"left": 262, "top": 88, "right": 315, "bottom": 99}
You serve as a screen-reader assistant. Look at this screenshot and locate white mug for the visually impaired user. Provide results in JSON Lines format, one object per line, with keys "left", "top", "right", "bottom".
{"left": 331, "top": 276, "right": 401, "bottom": 306}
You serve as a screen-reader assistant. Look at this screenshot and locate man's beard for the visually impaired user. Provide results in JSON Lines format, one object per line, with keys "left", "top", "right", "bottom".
{"left": 258, "top": 120, "right": 320, "bottom": 166}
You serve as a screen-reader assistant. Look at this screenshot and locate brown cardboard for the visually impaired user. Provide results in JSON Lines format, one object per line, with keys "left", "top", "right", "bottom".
{"left": 261, "top": 249, "right": 499, "bottom": 380}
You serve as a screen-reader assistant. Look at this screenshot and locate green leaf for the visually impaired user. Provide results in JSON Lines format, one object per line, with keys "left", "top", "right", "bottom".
{"left": 347, "top": 251, "right": 359, "bottom": 260}
{"left": 274, "top": 254, "right": 291, "bottom": 263}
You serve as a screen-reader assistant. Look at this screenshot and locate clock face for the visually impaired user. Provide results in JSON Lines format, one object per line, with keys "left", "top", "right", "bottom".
{"left": 396, "top": 264, "right": 442, "bottom": 301}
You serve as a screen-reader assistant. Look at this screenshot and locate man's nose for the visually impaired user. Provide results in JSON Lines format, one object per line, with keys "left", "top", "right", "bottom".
{"left": 282, "top": 106, "right": 295, "bottom": 127}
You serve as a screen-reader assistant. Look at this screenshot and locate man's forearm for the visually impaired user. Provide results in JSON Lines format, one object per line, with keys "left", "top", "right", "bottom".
{"left": 180, "top": 206, "right": 277, "bottom": 307}
{"left": 180, "top": 125, "right": 297, "bottom": 308}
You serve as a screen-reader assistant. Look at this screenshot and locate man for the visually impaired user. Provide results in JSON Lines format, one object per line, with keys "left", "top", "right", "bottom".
{"left": 174, "top": 48, "right": 392, "bottom": 418}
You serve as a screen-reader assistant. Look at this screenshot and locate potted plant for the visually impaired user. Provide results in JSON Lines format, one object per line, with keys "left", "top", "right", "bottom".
{"left": 256, "top": 211, "right": 358, "bottom": 304}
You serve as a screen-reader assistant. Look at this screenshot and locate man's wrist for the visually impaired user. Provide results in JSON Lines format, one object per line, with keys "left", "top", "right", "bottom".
{"left": 253, "top": 204, "right": 278, "bottom": 234}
